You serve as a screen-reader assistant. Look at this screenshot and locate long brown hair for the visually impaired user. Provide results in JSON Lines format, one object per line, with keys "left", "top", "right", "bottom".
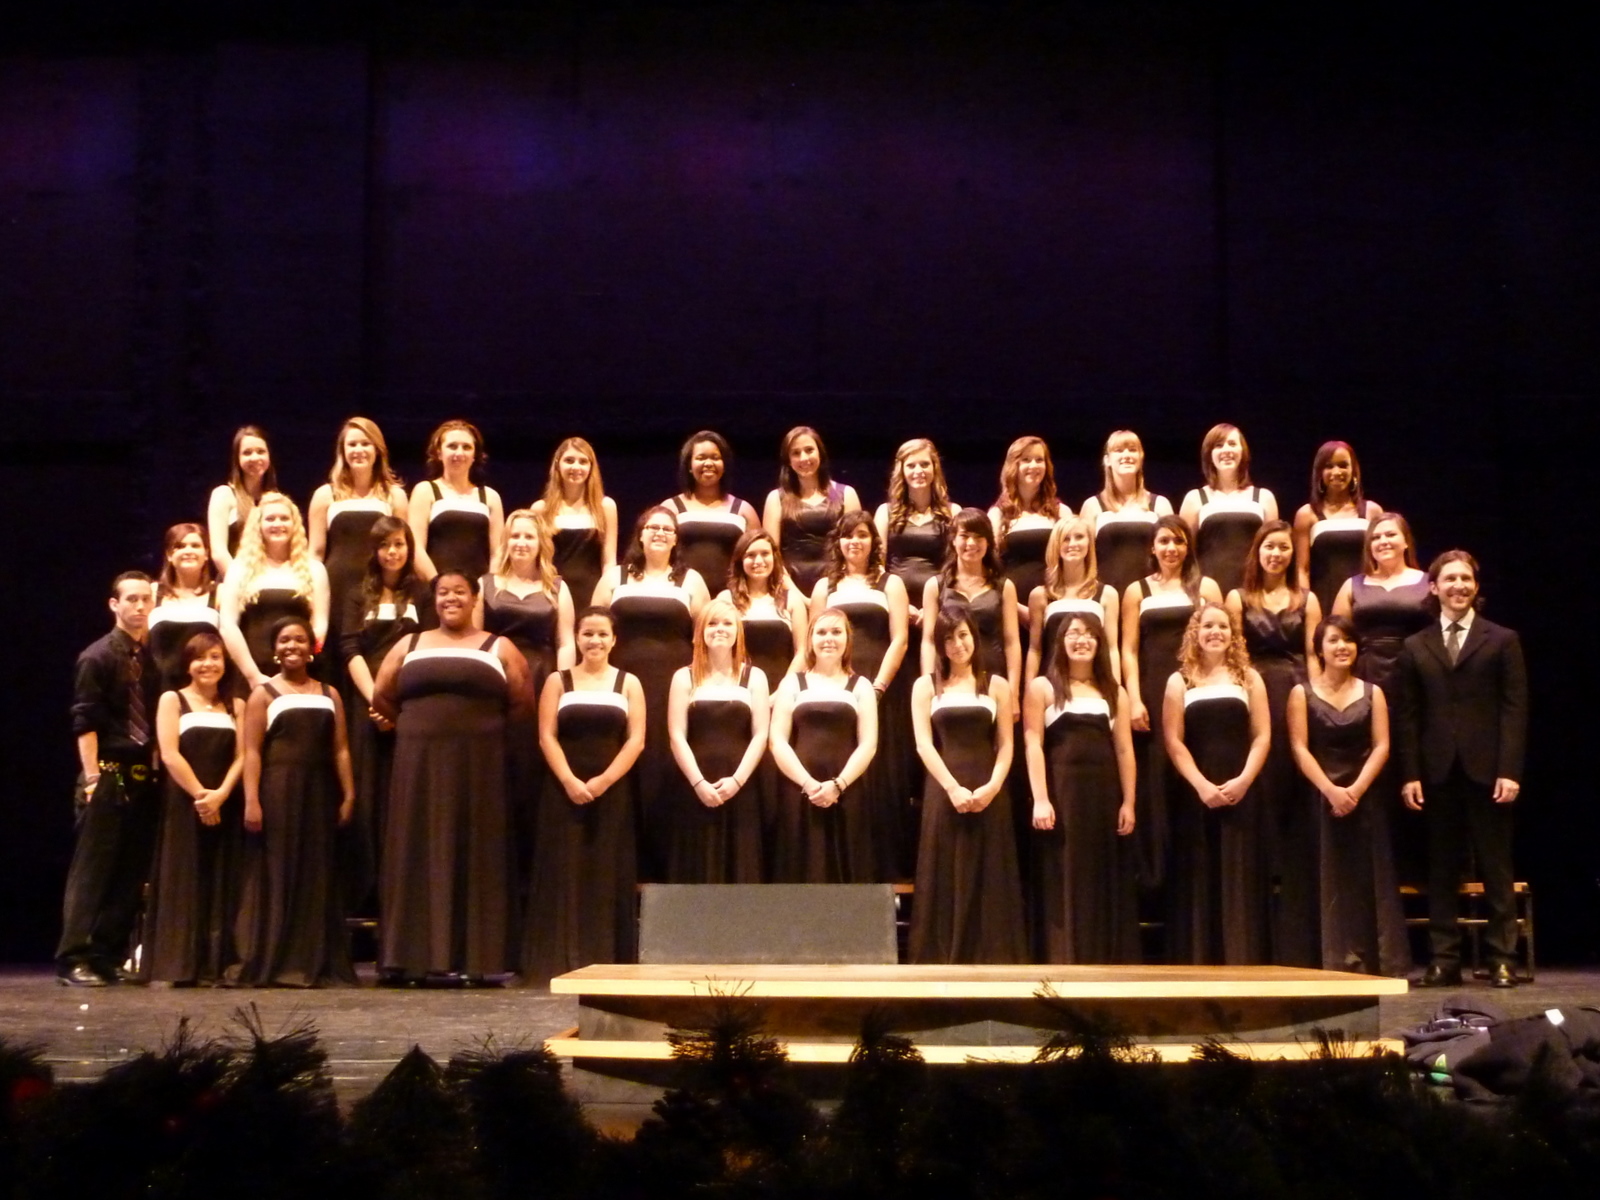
{"left": 885, "top": 438, "right": 953, "bottom": 534}
{"left": 1147, "top": 514, "right": 1203, "bottom": 600}
{"left": 226, "top": 425, "right": 278, "bottom": 512}
{"left": 156, "top": 522, "right": 217, "bottom": 600}
{"left": 775, "top": 426, "right": 841, "bottom": 521}
{"left": 726, "top": 528, "right": 791, "bottom": 612}
{"left": 938, "top": 508, "right": 1003, "bottom": 590}
{"left": 539, "top": 436, "right": 609, "bottom": 541}
{"left": 1177, "top": 602, "right": 1252, "bottom": 687}
{"left": 1238, "top": 520, "right": 1304, "bottom": 612}
{"left": 1308, "top": 440, "right": 1366, "bottom": 519}
{"left": 931, "top": 602, "right": 990, "bottom": 695}
{"left": 622, "top": 505, "right": 687, "bottom": 585}
{"left": 824, "top": 510, "right": 886, "bottom": 586}
{"left": 1361, "top": 511, "right": 1420, "bottom": 574}
{"left": 992, "top": 435, "right": 1060, "bottom": 532}
{"left": 1045, "top": 610, "right": 1119, "bottom": 716}
{"left": 1199, "top": 422, "right": 1253, "bottom": 490}
{"left": 328, "top": 416, "right": 403, "bottom": 501}
{"left": 359, "top": 516, "right": 421, "bottom": 609}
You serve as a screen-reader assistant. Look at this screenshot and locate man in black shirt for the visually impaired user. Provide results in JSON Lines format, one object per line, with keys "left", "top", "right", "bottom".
{"left": 57, "top": 571, "right": 159, "bottom": 986}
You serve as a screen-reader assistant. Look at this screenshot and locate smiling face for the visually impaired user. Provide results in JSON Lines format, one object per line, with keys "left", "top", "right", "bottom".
{"left": 640, "top": 511, "right": 677, "bottom": 558}
{"left": 788, "top": 434, "right": 821, "bottom": 479}
{"left": 1153, "top": 526, "right": 1189, "bottom": 572}
{"left": 1059, "top": 522, "right": 1091, "bottom": 566}
{"left": 1432, "top": 559, "right": 1480, "bottom": 620}
{"left": 273, "top": 623, "right": 312, "bottom": 672}
{"left": 1196, "top": 607, "right": 1233, "bottom": 656}
{"left": 258, "top": 499, "right": 294, "bottom": 548}
{"left": 505, "top": 515, "right": 540, "bottom": 567}
{"left": 701, "top": 608, "right": 738, "bottom": 652}
{"left": 810, "top": 612, "right": 849, "bottom": 666}
{"left": 1256, "top": 529, "right": 1293, "bottom": 580}
{"left": 1105, "top": 435, "right": 1142, "bottom": 480}
{"left": 1321, "top": 447, "right": 1355, "bottom": 497}
{"left": 238, "top": 435, "right": 271, "bottom": 479}
{"left": 690, "top": 440, "right": 725, "bottom": 490}
{"left": 376, "top": 529, "right": 410, "bottom": 576}
{"left": 742, "top": 536, "right": 775, "bottom": 582}
{"left": 559, "top": 445, "right": 591, "bottom": 488}
{"left": 1063, "top": 616, "right": 1099, "bottom": 665}
{"left": 943, "top": 618, "right": 975, "bottom": 668}
{"left": 433, "top": 574, "right": 475, "bottom": 630}
{"left": 1017, "top": 442, "right": 1047, "bottom": 491}
{"left": 168, "top": 530, "right": 207, "bottom": 576}
{"left": 954, "top": 527, "right": 989, "bottom": 565}
{"left": 188, "top": 643, "right": 226, "bottom": 688}
{"left": 341, "top": 424, "right": 375, "bottom": 471}
{"left": 1368, "top": 518, "right": 1407, "bottom": 567}
{"left": 1320, "top": 624, "right": 1358, "bottom": 672}
{"left": 440, "top": 428, "right": 477, "bottom": 475}
{"left": 576, "top": 613, "right": 615, "bottom": 661}
{"left": 901, "top": 449, "right": 934, "bottom": 492}
{"left": 1210, "top": 428, "right": 1243, "bottom": 476}
{"left": 838, "top": 521, "right": 873, "bottom": 570}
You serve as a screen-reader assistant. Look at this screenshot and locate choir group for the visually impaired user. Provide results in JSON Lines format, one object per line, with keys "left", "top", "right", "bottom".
{"left": 57, "top": 417, "right": 1528, "bottom": 990}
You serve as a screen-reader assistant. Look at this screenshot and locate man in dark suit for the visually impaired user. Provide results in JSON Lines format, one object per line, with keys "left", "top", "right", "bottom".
{"left": 1398, "top": 550, "right": 1527, "bottom": 989}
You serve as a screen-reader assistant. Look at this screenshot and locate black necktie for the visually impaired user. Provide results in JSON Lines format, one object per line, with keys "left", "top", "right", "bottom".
{"left": 1446, "top": 621, "right": 1463, "bottom": 665}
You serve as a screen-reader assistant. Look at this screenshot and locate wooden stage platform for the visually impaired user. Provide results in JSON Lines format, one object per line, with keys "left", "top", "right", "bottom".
{"left": 549, "top": 963, "right": 1410, "bottom": 1105}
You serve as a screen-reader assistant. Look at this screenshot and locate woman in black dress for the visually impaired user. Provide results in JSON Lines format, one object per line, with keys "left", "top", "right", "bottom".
{"left": 762, "top": 426, "right": 861, "bottom": 597}
{"left": 1162, "top": 603, "right": 1271, "bottom": 965}
{"left": 1226, "top": 520, "right": 1320, "bottom": 965}
{"left": 921, "top": 508, "right": 1020, "bottom": 702}
{"left": 308, "top": 417, "right": 408, "bottom": 682}
{"left": 1292, "top": 440, "right": 1382, "bottom": 615}
{"left": 875, "top": 437, "right": 956, "bottom": 635}
{"left": 524, "top": 606, "right": 647, "bottom": 986}
{"left": 769, "top": 607, "right": 879, "bottom": 882}
{"left": 988, "top": 435, "right": 1068, "bottom": 632}
{"left": 1026, "top": 611, "right": 1139, "bottom": 964}
{"left": 148, "top": 523, "right": 222, "bottom": 693}
{"left": 665, "top": 599, "right": 769, "bottom": 883}
{"left": 909, "top": 603, "right": 1025, "bottom": 964}
{"left": 532, "top": 436, "right": 618, "bottom": 612}
{"left": 593, "top": 506, "right": 710, "bottom": 877}
{"left": 236, "top": 617, "right": 356, "bottom": 986}
{"left": 811, "top": 510, "right": 912, "bottom": 878}
{"left": 219, "top": 493, "right": 330, "bottom": 690}
{"left": 1288, "top": 615, "right": 1408, "bottom": 976}
{"left": 1119, "top": 515, "right": 1223, "bottom": 889}
{"left": 1024, "top": 516, "right": 1121, "bottom": 691}
{"left": 206, "top": 424, "right": 276, "bottom": 577}
{"left": 372, "top": 571, "right": 531, "bottom": 985}
{"left": 663, "top": 430, "right": 759, "bottom": 596}
{"left": 340, "top": 517, "right": 431, "bottom": 914}
{"left": 720, "top": 528, "right": 807, "bottom": 689}
{"left": 1078, "top": 430, "right": 1173, "bottom": 596}
{"left": 1179, "top": 423, "right": 1279, "bottom": 599}
{"left": 144, "top": 630, "right": 245, "bottom": 984}
{"left": 408, "top": 419, "right": 505, "bottom": 583}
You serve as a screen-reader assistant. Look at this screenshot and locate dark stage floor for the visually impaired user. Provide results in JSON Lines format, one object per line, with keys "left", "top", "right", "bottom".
{"left": 4, "top": 965, "right": 1597, "bottom": 1108}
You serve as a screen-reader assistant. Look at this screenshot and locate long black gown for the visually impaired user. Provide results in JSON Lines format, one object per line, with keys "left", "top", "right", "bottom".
{"left": 322, "top": 496, "right": 393, "bottom": 678}
{"left": 524, "top": 667, "right": 639, "bottom": 985}
{"left": 778, "top": 485, "right": 844, "bottom": 596}
{"left": 143, "top": 696, "right": 243, "bottom": 983}
{"left": 1093, "top": 507, "right": 1161, "bottom": 597}
{"left": 829, "top": 577, "right": 908, "bottom": 880}
{"left": 1194, "top": 487, "right": 1266, "bottom": 598}
{"left": 1307, "top": 681, "right": 1409, "bottom": 975}
{"left": 771, "top": 674, "right": 876, "bottom": 883}
{"left": 425, "top": 482, "right": 492, "bottom": 581}
{"left": 998, "top": 516, "right": 1055, "bottom": 620}
{"left": 1133, "top": 582, "right": 1196, "bottom": 888}
{"left": 1168, "top": 683, "right": 1267, "bottom": 965}
{"left": 610, "top": 577, "right": 696, "bottom": 878}
{"left": 908, "top": 690, "right": 1026, "bottom": 964}
{"left": 664, "top": 665, "right": 765, "bottom": 883}
{"left": 886, "top": 516, "right": 949, "bottom": 606}
{"left": 235, "top": 682, "right": 355, "bottom": 986}
{"left": 338, "top": 584, "right": 427, "bottom": 914}
{"left": 1034, "top": 696, "right": 1140, "bottom": 964}
{"left": 735, "top": 598, "right": 793, "bottom": 863}
{"left": 670, "top": 496, "right": 747, "bottom": 596}
{"left": 1307, "top": 516, "right": 1370, "bottom": 615}
{"left": 1349, "top": 573, "right": 1433, "bottom": 881}
{"left": 1242, "top": 603, "right": 1314, "bottom": 966}
{"left": 381, "top": 633, "right": 513, "bottom": 978}
{"left": 148, "top": 589, "right": 222, "bottom": 692}
{"left": 550, "top": 520, "right": 604, "bottom": 611}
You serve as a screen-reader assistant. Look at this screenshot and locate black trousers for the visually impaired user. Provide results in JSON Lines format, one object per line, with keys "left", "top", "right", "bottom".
{"left": 56, "top": 765, "right": 160, "bottom": 972}
{"left": 1426, "top": 764, "right": 1516, "bottom": 968}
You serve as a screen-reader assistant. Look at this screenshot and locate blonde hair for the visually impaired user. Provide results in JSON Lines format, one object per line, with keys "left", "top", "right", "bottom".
{"left": 803, "top": 606, "right": 855, "bottom": 673}
{"left": 1042, "top": 516, "right": 1102, "bottom": 601}
{"left": 690, "top": 598, "right": 749, "bottom": 687}
{"left": 539, "top": 436, "right": 609, "bottom": 541}
{"left": 1176, "top": 602, "right": 1251, "bottom": 687}
{"left": 1098, "top": 430, "right": 1151, "bottom": 510}
{"left": 492, "top": 509, "right": 558, "bottom": 593}
{"left": 231, "top": 492, "right": 315, "bottom": 605}
{"left": 328, "top": 416, "right": 403, "bottom": 501}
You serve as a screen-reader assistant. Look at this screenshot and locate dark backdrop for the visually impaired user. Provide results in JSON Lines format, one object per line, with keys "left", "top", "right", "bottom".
{"left": 3, "top": 3, "right": 1594, "bottom": 961}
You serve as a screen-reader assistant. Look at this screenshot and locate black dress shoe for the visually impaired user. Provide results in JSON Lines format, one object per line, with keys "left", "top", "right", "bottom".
{"left": 57, "top": 963, "right": 110, "bottom": 987}
{"left": 1417, "top": 963, "right": 1464, "bottom": 988}
{"left": 1489, "top": 962, "right": 1518, "bottom": 989}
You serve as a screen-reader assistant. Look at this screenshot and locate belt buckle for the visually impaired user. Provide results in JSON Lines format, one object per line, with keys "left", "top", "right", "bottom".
{"left": 129, "top": 763, "right": 149, "bottom": 783}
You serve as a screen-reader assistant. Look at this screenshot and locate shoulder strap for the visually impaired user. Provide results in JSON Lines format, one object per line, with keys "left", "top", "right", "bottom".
{"left": 797, "top": 673, "right": 809, "bottom": 692}
{"left": 1251, "top": 485, "right": 1261, "bottom": 502}
{"left": 848, "top": 672, "right": 863, "bottom": 691}
{"left": 670, "top": 495, "right": 687, "bottom": 513}
{"left": 612, "top": 667, "right": 627, "bottom": 694}
{"left": 1200, "top": 486, "right": 1211, "bottom": 503}
{"left": 724, "top": 493, "right": 738, "bottom": 511}
{"left": 177, "top": 691, "right": 192, "bottom": 714}
{"left": 429, "top": 479, "right": 442, "bottom": 500}
{"left": 477, "top": 485, "right": 487, "bottom": 503}
{"left": 407, "top": 631, "right": 423, "bottom": 653}
{"left": 1139, "top": 577, "right": 1152, "bottom": 599}
{"left": 739, "top": 663, "right": 751, "bottom": 688}
{"left": 261, "top": 682, "right": 280, "bottom": 699}
{"left": 559, "top": 668, "right": 573, "bottom": 692}
{"left": 320, "top": 682, "right": 331, "bottom": 697}
{"left": 479, "top": 632, "right": 498, "bottom": 652}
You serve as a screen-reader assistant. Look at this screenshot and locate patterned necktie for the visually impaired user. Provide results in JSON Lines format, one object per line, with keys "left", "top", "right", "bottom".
{"left": 1446, "top": 621, "right": 1463, "bottom": 665}
{"left": 126, "top": 651, "right": 149, "bottom": 746}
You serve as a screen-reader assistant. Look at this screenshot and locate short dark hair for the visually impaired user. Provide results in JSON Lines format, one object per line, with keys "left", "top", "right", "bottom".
{"left": 111, "top": 570, "right": 153, "bottom": 599}
{"left": 433, "top": 569, "right": 482, "bottom": 597}
{"left": 678, "top": 430, "right": 733, "bottom": 494}
{"left": 268, "top": 615, "right": 313, "bottom": 647}
{"left": 575, "top": 604, "right": 616, "bottom": 633}
{"left": 1310, "top": 614, "right": 1360, "bottom": 668}
{"left": 1425, "top": 549, "right": 1484, "bottom": 614}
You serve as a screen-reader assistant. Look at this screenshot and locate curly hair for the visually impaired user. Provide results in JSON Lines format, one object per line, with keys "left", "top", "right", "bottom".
{"left": 824, "top": 510, "right": 885, "bottom": 587}
{"left": 1176, "top": 602, "right": 1252, "bottom": 688}
{"left": 622, "top": 505, "right": 687, "bottom": 585}
{"left": 992, "top": 435, "right": 1060, "bottom": 534}
{"left": 231, "top": 493, "right": 315, "bottom": 605}
{"left": 885, "top": 438, "right": 953, "bottom": 534}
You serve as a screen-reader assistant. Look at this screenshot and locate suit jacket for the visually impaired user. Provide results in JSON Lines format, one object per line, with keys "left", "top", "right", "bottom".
{"left": 1397, "top": 615, "right": 1527, "bottom": 787}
